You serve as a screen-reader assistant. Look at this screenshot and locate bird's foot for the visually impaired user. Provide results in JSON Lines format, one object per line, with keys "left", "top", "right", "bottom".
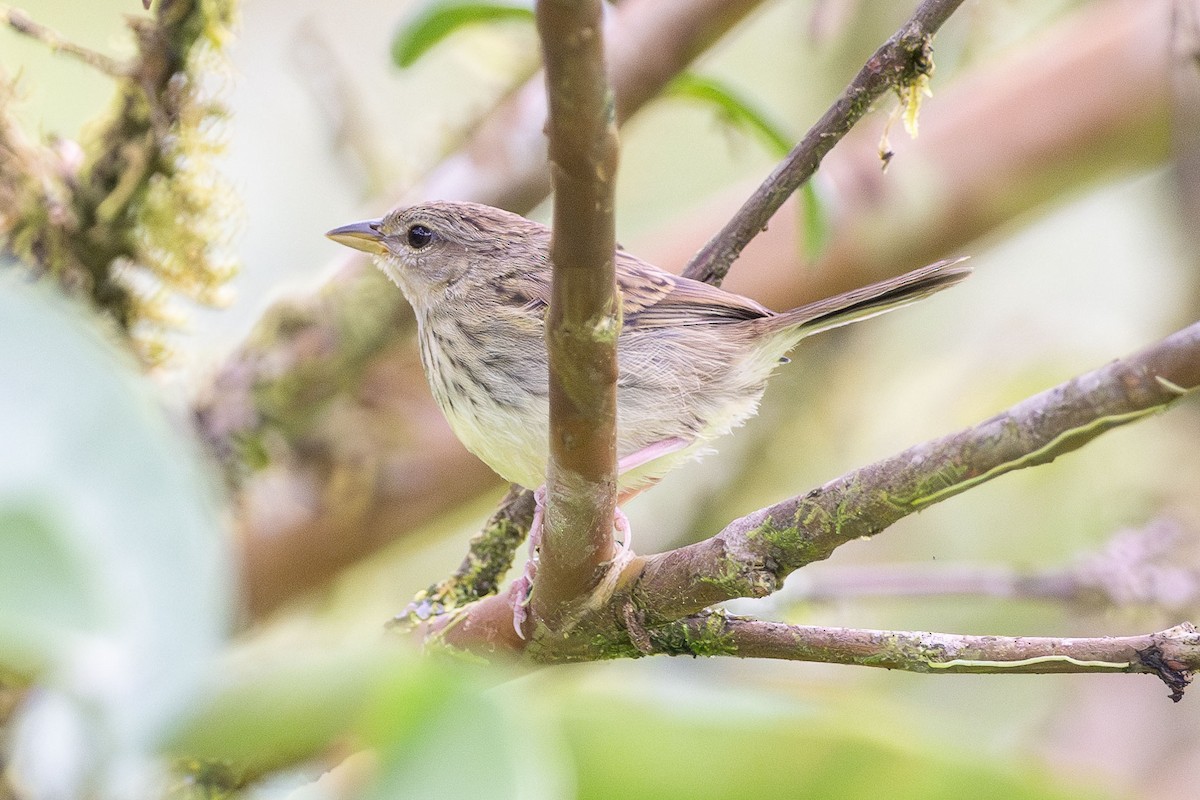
{"left": 511, "top": 488, "right": 639, "bottom": 638}
{"left": 512, "top": 486, "right": 546, "bottom": 638}
{"left": 614, "top": 505, "right": 632, "bottom": 552}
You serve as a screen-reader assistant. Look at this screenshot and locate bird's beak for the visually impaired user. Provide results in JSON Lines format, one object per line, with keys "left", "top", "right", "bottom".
{"left": 326, "top": 218, "right": 387, "bottom": 255}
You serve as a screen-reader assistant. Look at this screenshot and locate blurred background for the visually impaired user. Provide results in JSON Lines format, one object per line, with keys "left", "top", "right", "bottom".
{"left": 2, "top": 0, "right": 1198, "bottom": 797}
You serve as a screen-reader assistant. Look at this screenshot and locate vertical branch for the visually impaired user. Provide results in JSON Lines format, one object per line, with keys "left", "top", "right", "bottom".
{"left": 532, "top": 0, "right": 621, "bottom": 630}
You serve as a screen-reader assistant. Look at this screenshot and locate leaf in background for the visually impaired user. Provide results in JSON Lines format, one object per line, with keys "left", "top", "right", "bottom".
{"left": 557, "top": 683, "right": 1114, "bottom": 800}
{"left": 168, "top": 644, "right": 552, "bottom": 800}
{"left": 165, "top": 646, "right": 454, "bottom": 770}
{"left": 392, "top": 0, "right": 535, "bottom": 68}
{"left": 800, "top": 179, "right": 832, "bottom": 264}
{"left": 0, "top": 271, "right": 231, "bottom": 798}
{"left": 363, "top": 688, "right": 561, "bottom": 800}
{"left": 665, "top": 73, "right": 794, "bottom": 158}
{"left": 665, "top": 73, "right": 833, "bottom": 263}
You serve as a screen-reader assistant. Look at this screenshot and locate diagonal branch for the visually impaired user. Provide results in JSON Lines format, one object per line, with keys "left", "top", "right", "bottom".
{"left": 682, "top": 0, "right": 967, "bottom": 286}
{"left": 531, "top": 0, "right": 622, "bottom": 633}
{"left": 634, "top": 320, "right": 1200, "bottom": 625}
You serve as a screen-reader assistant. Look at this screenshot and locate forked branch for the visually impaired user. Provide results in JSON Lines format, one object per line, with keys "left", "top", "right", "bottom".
{"left": 434, "top": 318, "right": 1200, "bottom": 694}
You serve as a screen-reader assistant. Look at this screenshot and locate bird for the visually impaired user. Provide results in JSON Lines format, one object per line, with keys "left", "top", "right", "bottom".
{"left": 327, "top": 201, "right": 969, "bottom": 630}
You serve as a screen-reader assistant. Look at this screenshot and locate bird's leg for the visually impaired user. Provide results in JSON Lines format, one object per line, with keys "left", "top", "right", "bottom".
{"left": 511, "top": 437, "right": 690, "bottom": 637}
{"left": 510, "top": 486, "right": 545, "bottom": 638}
{"left": 613, "top": 506, "right": 632, "bottom": 553}
{"left": 618, "top": 436, "right": 691, "bottom": 475}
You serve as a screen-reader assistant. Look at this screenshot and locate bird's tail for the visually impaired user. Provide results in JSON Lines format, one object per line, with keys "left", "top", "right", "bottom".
{"left": 756, "top": 257, "right": 972, "bottom": 343}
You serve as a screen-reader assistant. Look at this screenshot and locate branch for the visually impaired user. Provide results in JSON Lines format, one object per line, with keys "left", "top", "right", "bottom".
{"left": 652, "top": 0, "right": 1170, "bottom": 314}
{"left": 531, "top": 0, "right": 621, "bottom": 633}
{"left": 682, "top": 0, "right": 967, "bottom": 285}
{"left": 404, "top": 484, "right": 535, "bottom": 619}
{"left": 1, "top": 6, "right": 126, "bottom": 76}
{"left": 1, "top": 0, "right": 235, "bottom": 359}
{"left": 650, "top": 616, "right": 1198, "bottom": 701}
{"left": 435, "top": 322, "right": 1200, "bottom": 661}
{"left": 634, "top": 319, "right": 1200, "bottom": 624}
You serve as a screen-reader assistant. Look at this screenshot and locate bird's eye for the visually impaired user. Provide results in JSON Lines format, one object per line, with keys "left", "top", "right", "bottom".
{"left": 406, "top": 224, "right": 434, "bottom": 250}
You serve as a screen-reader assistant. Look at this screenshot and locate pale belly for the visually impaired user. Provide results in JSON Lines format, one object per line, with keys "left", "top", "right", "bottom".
{"left": 417, "top": 319, "right": 782, "bottom": 491}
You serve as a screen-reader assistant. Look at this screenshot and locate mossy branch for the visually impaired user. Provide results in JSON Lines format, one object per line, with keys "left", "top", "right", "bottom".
{"left": 432, "top": 317, "right": 1200, "bottom": 694}
{"left": 651, "top": 616, "right": 1197, "bottom": 702}
{"left": 0, "top": 0, "right": 236, "bottom": 362}
{"left": 633, "top": 319, "right": 1200, "bottom": 624}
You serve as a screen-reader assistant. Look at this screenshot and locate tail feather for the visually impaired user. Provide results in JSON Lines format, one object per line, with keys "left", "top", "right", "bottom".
{"left": 758, "top": 257, "right": 971, "bottom": 341}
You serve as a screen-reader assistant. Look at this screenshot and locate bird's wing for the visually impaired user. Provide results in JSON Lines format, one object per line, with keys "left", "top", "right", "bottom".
{"left": 617, "top": 252, "right": 771, "bottom": 327}
{"left": 496, "top": 250, "right": 772, "bottom": 327}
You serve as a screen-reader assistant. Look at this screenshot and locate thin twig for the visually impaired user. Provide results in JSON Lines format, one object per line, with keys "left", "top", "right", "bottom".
{"left": 634, "top": 320, "right": 1200, "bottom": 624}
{"left": 682, "top": 0, "right": 966, "bottom": 286}
{"left": 531, "top": 0, "right": 622, "bottom": 634}
{"left": 1, "top": 6, "right": 126, "bottom": 77}
{"left": 651, "top": 615, "right": 1197, "bottom": 701}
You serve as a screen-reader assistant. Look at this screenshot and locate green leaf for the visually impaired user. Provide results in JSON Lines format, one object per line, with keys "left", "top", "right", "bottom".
{"left": 165, "top": 646, "right": 455, "bottom": 769}
{"left": 0, "top": 503, "right": 105, "bottom": 674}
{"left": 363, "top": 690, "right": 550, "bottom": 800}
{"left": 0, "top": 272, "right": 231, "bottom": 796}
{"left": 800, "top": 179, "right": 832, "bottom": 263}
{"left": 169, "top": 644, "right": 545, "bottom": 799}
{"left": 664, "top": 74, "right": 832, "bottom": 263}
{"left": 665, "top": 72, "right": 794, "bottom": 158}
{"left": 558, "top": 685, "right": 1114, "bottom": 800}
{"left": 392, "top": 0, "right": 535, "bottom": 68}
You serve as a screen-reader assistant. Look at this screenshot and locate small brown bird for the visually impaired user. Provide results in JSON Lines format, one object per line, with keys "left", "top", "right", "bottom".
{"left": 329, "top": 202, "right": 967, "bottom": 631}
{"left": 328, "top": 201, "right": 969, "bottom": 500}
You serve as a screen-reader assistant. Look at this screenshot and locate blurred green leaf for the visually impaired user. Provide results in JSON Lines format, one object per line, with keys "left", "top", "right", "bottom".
{"left": 165, "top": 646, "right": 456, "bottom": 769}
{"left": 169, "top": 644, "right": 550, "bottom": 799}
{"left": 0, "top": 503, "right": 103, "bottom": 673}
{"left": 800, "top": 180, "right": 832, "bottom": 263}
{"left": 0, "top": 272, "right": 231, "bottom": 796}
{"left": 364, "top": 690, "right": 552, "bottom": 800}
{"left": 665, "top": 73, "right": 794, "bottom": 158}
{"left": 392, "top": 0, "right": 535, "bottom": 68}
{"left": 558, "top": 688, "right": 1111, "bottom": 800}
{"left": 664, "top": 74, "right": 833, "bottom": 262}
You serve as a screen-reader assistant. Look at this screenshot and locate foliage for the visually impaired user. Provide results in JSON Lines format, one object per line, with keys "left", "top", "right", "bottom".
{"left": 391, "top": 0, "right": 535, "bottom": 68}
